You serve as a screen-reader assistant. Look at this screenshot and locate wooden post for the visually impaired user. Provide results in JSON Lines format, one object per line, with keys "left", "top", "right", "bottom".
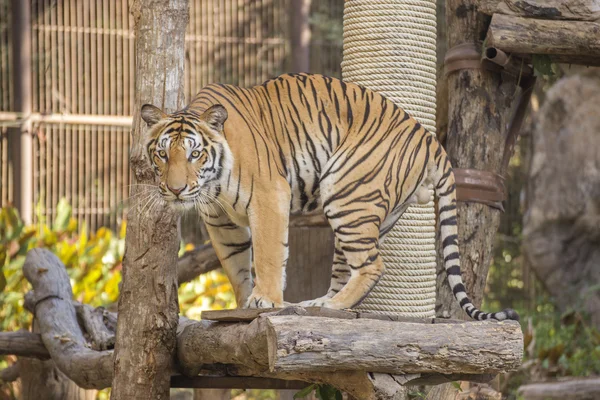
{"left": 9, "top": 0, "right": 33, "bottom": 223}
{"left": 289, "top": 0, "right": 312, "bottom": 72}
{"left": 111, "top": 1, "right": 189, "bottom": 399}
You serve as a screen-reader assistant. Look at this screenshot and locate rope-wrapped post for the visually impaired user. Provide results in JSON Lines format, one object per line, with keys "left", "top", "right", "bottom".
{"left": 342, "top": 0, "right": 438, "bottom": 318}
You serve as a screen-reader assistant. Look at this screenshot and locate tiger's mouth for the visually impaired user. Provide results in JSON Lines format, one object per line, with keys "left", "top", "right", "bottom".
{"left": 165, "top": 196, "right": 196, "bottom": 211}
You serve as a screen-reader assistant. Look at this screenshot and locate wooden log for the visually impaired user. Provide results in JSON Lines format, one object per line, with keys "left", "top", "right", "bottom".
{"left": 518, "top": 378, "right": 600, "bottom": 400}
{"left": 0, "top": 331, "right": 50, "bottom": 359}
{"left": 22, "top": 248, "right": 114, "bottom": 389}
{"left": 487, "top": 15, "right": 600, "bottom": 58}
{"left": 77, "top": 303, "right": 115, "bottom": 351}
{"left": 265, "top": 316, "right": 523, "bottom": 374}
{"left": 480, "top": 1, "right": 600, "bottom": 21}
{"left": 177, "top": 244, "right": 221, "bottom": 285}
{"left": 177, "top": 315, "right": 523, "bottom": 376}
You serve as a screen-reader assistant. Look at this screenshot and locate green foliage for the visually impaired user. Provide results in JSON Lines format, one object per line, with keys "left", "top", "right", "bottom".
{"left": 294, "top": 384, "right": 342, "bottom": 400}
{"left": 0, "top": 200, "right": 237, "bottom": 328}
{"left": 0, "top": 201, "right": 124, "bottom": 332}
{"left": 532, "top": 54, "right": 562, "bottom": 86}
{"left": 530, "top": 307, "right": 600, "bottom": 377}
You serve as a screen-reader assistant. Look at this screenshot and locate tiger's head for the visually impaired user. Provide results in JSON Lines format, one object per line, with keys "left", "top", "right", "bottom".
{"left": 140, "top": 103, "right": 232, "bottom": 210}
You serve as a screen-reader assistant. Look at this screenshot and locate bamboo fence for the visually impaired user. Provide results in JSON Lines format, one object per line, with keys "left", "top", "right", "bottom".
{"left": 0, "top": 0, "right": 343, "bottom": 231}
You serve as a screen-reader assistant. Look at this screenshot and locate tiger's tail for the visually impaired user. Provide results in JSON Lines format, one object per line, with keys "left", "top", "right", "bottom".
{"left": 434, "top": 147, "right": 519, "bottom": 321}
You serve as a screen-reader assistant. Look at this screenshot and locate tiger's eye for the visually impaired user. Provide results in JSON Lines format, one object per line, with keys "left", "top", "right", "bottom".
{"left": 158, "top": 150, "right": 167, "bottom": 158}
{"left": 191, "top": 150, "right": 201, "bottom": 158}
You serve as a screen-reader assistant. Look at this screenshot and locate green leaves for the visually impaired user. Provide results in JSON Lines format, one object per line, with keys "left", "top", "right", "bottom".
{"left": 0, "top": 201, "right": 126, "bottom": 331}
{"left": 294, "top": 384, "right": 316, "bottom": 399}
{"left": 294, "top": 384, "right": 342, "bottom": 400}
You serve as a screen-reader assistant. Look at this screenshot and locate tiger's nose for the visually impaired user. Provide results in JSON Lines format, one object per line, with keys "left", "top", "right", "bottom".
{"left": 167, "top": 184, "right": 186, "bottom": 195}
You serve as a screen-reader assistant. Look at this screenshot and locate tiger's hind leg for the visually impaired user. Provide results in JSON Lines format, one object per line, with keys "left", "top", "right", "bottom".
{"left": 312, "top": 206, "right": 385, "bottom": 309}
{"left": 299, "top": 201, "right": 412, "bottom": 307}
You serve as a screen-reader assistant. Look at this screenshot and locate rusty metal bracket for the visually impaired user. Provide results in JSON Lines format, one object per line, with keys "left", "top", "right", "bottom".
{"left": 454, "top": 168, "right": 506, "bottom": 211}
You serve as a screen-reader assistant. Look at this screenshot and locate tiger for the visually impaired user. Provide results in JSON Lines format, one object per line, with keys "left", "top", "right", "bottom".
{"left": 141, "top": 72, "right": 518, "bottom": 321}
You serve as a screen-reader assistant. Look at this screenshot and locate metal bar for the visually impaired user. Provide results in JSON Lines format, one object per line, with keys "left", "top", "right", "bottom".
{"left": 170, "top": 376, "right": 309, "bottom": 390}
{"left": 9, "top": 0, "right": 33, "bottom": 223}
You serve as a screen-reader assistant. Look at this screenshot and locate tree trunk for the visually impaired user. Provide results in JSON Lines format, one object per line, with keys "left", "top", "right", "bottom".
{"left": 438, "top": 0, "right": 519, "bottom": 323}
{"left": 434, "top": 0, "right": 522, "bottom": 398}
{"left": 111, "top": 1, "right": 189, "bottom": 399}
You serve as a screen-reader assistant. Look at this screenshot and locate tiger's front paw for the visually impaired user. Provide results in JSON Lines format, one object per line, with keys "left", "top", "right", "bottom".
{"left": 297, "top": 296, "right": 329, "bottom": 308}
{"left": 244, "top": 288, "right": 283, "bottom": 309}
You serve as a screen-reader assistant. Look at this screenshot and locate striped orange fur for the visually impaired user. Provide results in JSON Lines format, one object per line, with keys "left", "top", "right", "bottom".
{"left": 141, "top": 73, "right": 518, "bottom": 320}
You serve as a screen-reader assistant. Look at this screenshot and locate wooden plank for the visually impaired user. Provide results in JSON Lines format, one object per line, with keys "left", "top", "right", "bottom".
{"left": 480, "top": 0, "right": 600, "bottom": 21}
{"left": 201, "top": 306, "right": 357, "bottom": 322}
{"left": 487, "top": 14, "right": 600, "bottom": 58}
{"left": 201, "top": 306, "right": 469, "bottom": 324}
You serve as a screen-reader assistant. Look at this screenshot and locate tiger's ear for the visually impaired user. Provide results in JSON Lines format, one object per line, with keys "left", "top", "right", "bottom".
{"left": 141, "top": 104, "right": 167, "bottom": 127}
{"left": 201, "top": 104, "right": 228, "bottom": 132}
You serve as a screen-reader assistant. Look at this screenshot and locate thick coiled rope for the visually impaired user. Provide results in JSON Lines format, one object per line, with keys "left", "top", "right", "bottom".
{"left": 342, "top": 0, "right": 437, "bottom": 318}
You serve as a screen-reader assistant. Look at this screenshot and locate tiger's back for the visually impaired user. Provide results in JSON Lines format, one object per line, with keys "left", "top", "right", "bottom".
{"left": 189, "top": 73, "right": 431, "bottom": 218}
{"left": 142, "top": 73, "right": 518, "bottom": 321}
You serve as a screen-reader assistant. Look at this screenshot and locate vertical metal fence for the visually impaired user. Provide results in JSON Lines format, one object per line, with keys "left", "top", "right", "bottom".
{"left": 0, "top": 0, "right": 344, "bottom": 231}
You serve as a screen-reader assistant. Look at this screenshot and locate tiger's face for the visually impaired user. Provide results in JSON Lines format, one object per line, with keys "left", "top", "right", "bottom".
{"left": 141, "top": 103, "right": 230, "bottom": 210}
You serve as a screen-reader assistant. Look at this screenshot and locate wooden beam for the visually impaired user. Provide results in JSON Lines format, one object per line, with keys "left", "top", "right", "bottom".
{"left": 0, "top": 112, "right": 133, "bottom": 127}
{"left": 487, "top": 14, "right": 600, "bottom": 58}
{"left": 480, "top": 0, "right": 600, "bottom": 21}
{"left": 518, "top": 378, "right": 600, "bottom": 400}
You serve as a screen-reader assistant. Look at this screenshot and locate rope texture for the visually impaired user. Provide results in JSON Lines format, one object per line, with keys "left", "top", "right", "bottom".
{"left": 342, "top": 0, "right": 437, "bottom": 318}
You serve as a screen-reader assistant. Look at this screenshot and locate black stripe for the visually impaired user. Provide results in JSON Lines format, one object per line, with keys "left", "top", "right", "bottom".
{"left": 446, "top": 265, "right": 460, "bottom": 275}
{"left": 439, "top": 183, "right": 456, "bottom": 197}
{"left": 452, "top": 283, "right": 466, "bottom": 295}
{"left": 459, "top": 298, "right": 470, "bottom": 308}
{"left": 440, "top": 216, "right": 457, "bottom": 226}
{"left": 439, "top": 204, "right": 456, "bottom": 214}
{"left": 442, "top": 234, "right": 458, "bottom": 248}
{"left": 444, "top": 253, "right": 460, "bottom": 263}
